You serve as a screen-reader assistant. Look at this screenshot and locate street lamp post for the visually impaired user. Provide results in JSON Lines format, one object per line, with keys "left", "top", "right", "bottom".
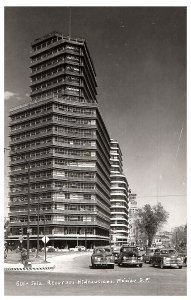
{"left": 36, "top": 197, "right": 40, "bottom": 257}
{"left": 85, "top": 211, "right": 89, "bottom": 250}
{"left": 43, "top": 214, "right": 47, "bottom": 262}
{"left": 26, "top": 163, "right": 31, "bottom": 260}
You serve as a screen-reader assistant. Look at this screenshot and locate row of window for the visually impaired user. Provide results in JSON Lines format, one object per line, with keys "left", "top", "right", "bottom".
{"left": 55, "top": 148, "right": 95, "bottom": 157}
{"left": 55, "top": 126, "right": 96, "bottom": 136}
{"left": 11, "top": 139, "right": 51, "bottom": 151}
{"left": 111, "top": 227, "right": 129, "bottom": 231}
{"left": 11, "top": 126, "right": 96, "bottom": 142}
{"left": 54, "top": 182, "right": 95, "bottom": 189}
{"left": 11, "top": 148, "right": 96, "bottom": 162}
{"left": 11, "top": 103, "right": 95, "bottom": 124}
{"left": 31, "top": 65, "right": 80, "bottom": 83}
{"left": 53, "top": 115, "right": 96, "bottom": 125}
{"left": 11, "top": 127, "right": 52, "bottom": 141}
{"left": 10, "top": 204, "right": 95, "bottom": 213}
{"left": 11, "top": 193, "right": 94, "bottom": 203}
{"left": 11, "top": 159, "right": 52, "bottom": 172}
{"left": 11, "top": 117, "right": 52, "bottom": 131}
{"left": 11, "top": 138, "right": 95, "bottom": 151}
{"left": 111, "top": 183, "right": 128, "bottom": 188}
{"left": 11, "top": 158, "right": 96, "bottom": 172}
{"left": 31, "top": 55, "right": 80, "bottom": 73}
{"left": 55, "top": 159, "right": 96, "bottom": 168}
{"left": 55, "top": 104, "right": 96, "bottom": 115}
{"left": 31, "top": 45, "right": 80, "bottom": 63}
{"left": 10, "top": 105, "right": 52, "bottom": 121}
{"left": 11, "top": 171, "right": 95, "bottom": 182}
{"left": 11, "top": 182, "right": 95, "bottom": 192}
{"left": 54, "top": 137, "right": 95, "bottom": 146}
{"left": 31, "top": 78, "right": 80, "bottom": 93}
{"left": 31, "top": 92, "right": 85, "bottom": 102}
{"left": 32, "top": 36, "right": 61, "bottom": 51}
{"left": 11, "top": 148, "right": 50, "bottom": 162}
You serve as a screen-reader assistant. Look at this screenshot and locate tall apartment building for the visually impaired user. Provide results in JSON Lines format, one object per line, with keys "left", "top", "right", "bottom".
{"left": 8, "top": 32, "right": 111, "bottom": 249}
{"left": 110, "top": 139, "right": 129, "bottom": 245}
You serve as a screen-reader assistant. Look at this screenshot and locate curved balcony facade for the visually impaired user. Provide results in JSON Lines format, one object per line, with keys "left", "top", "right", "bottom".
{"left": 110, "top": 139, "right": 130, "bottom": 245}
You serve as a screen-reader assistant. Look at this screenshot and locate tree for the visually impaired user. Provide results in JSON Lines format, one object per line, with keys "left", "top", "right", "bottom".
{"left": 171, "top": 224, "right": 187, "bottom": 250}
{"left": 137, "top": 202, "right": 169, "bottom": 247}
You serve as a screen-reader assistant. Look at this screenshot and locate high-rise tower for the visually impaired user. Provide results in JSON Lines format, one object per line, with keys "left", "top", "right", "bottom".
{"left": 110, "top": 139, "right": 129, "bottom": 245}
{"left": 8, "top": 32, "right": 111, "bottom": 248}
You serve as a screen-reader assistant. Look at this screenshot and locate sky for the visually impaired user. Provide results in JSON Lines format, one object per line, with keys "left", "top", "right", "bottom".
{"left": 4, "top": 6, "right": 187, "bottom": 231}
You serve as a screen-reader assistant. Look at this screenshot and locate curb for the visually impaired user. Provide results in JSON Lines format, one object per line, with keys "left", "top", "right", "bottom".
{"left": 4, "top": 264, "right": 55, "bottom": 272}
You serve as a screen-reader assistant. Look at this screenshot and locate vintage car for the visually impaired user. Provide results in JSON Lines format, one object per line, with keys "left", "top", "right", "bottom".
{"left": 112, "top": 246, "right": 121, "bottom": 263}
{"left": 178, "top": 249, "right": 187, "bottom": 266}
{"left": 91, "top": 246, "right": 115, "bottom": 269}
{"left": 150, "top": 248, "right": 184, "bottom": 269}
{"left": 143, "top": 247, "right": 157, "bottom": 263}
{"left": 117, "top": 245, "right": 144, "bottom": 267}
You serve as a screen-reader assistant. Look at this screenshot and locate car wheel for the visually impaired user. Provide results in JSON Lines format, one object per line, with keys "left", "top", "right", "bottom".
{"left": 179, "top": 266, "right": 182, "bottom": 269}
{"left": 151, "top": 261, "right": 155, "bottom": 267}
{"left": 139, "top": 264, "right": 143, "bottom": 268}
{"left": 160, "top": 261, "right": 164, "bottom": 269}
{"left": 92, "top": 264, "right": 95, "bottom": 269}
{"left": 118, "top": 262, "right": 121, "bottom": 267}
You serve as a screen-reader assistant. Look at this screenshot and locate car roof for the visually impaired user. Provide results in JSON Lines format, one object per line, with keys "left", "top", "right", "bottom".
{"left": 94, "top": 246, "right": 111, "bottom": 249}
{"left": 147, "top": 247, "right": 157, "bottom": 250}
{"left": 121, "top": 245, "right": 137, "bottom": 248}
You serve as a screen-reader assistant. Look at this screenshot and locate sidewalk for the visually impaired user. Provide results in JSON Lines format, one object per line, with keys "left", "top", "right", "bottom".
{"left": 4, "top": 252, "right": 91, "bottom": 272}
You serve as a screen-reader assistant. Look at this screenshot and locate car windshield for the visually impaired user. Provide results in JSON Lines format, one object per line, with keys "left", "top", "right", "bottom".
{"left": 94, "top": 248, "right": 110, "bottom": 254}
{"left": 122, "top": 247, "right": 137, "bottom": 252}
{"left": 147, "top": 249, "right": 155, "bottom": 253}
{"left": 160, "top": 249, "right": 176, "bottom": 255}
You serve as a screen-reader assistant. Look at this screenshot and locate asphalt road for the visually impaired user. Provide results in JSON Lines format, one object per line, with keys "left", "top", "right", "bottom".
{"left": 4, "top": 253, "right": 187, "bottom": 296}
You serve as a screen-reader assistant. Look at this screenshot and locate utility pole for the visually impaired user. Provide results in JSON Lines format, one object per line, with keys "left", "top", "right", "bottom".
{"left": 176, "top": 231, "right": 178, "bottom": 250}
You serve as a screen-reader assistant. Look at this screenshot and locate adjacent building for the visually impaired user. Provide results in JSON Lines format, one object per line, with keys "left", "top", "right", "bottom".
{"left": 110, "top": 139, "right": 129, "bottom": 245}
{"left": 8, "top": 32, "right": 111, "bottom": 249}
{"left": 128, "top": 193, "right": 139, "bottom": 244}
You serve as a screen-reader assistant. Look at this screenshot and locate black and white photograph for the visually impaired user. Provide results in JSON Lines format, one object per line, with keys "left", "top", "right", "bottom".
{"left": 3, "top": 3, "right": 188, "bottom": 297}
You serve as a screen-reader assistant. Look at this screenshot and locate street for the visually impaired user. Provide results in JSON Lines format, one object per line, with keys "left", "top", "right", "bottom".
{"left": 4, "top": 253, "right": 187, "bottom": 296}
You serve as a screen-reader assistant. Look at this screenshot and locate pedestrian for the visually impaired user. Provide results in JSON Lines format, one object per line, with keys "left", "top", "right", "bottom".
{"left": 21, "top": 249, "right": 27, "bottom": 264}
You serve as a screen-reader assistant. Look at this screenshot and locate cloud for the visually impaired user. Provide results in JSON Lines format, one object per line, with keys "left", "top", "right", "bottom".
{"left": 4, "top": 91, "right": 16, "bottom": 100}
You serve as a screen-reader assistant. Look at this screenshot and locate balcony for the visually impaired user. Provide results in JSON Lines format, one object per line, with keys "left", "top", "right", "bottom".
{"left": 31, "top": 69, "right": 65, "bottom": 86}
{"left": 9, "top": 219, "right": 107, "bottom": 228}
{"left": 53, "top": 152, "right": 96, "bottom": 161}
{"left": 10, "top": 132, "right": 54, "bottom": 145}
{"left": 30, "top": 39, "right": 65, "bottom": 56}
{"left": 30, "top": 41, "right": 81, "bottom": 59}
{"left": 10, "top": 141, "right": 53, "bottom": 154}
{"left": 10, "top": 153, "right": 53, "bottom": 166}
{"left": 52, "top": 119, "right": 96, "bottom": 129}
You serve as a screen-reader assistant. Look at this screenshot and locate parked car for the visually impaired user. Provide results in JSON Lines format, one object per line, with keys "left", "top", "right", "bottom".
{"left": 177, "top": 249, "right": 187, "bottom": 266}
{"left": 117, "top": 245, "right": 144, "bottom": 267}
{"left": 70, "top": 246, "right": 86, "bottom": 252}
{"left": 150, "top": 248, "right": 183, "bottom": 269}
{"left": 112, "top": 246, "right": 121, "bottom": 263}
{"left": 143, "top": 247, "right": 157, "bottom": 263}
{"left": 91, "top": 246, "right": 115, "bottom": 269}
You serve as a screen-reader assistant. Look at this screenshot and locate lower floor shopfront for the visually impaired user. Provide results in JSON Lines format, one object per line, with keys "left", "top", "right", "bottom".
{"left": 5, "top": 234, "right": 110, "bottom": 250}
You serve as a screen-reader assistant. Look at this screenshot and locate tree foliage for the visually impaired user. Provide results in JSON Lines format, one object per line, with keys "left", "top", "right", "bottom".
{"left": 171, "top": 224, "right": 187, "bottom": 250}
{"left": 137, "top": 202, "right": 169, "bottom": 247}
